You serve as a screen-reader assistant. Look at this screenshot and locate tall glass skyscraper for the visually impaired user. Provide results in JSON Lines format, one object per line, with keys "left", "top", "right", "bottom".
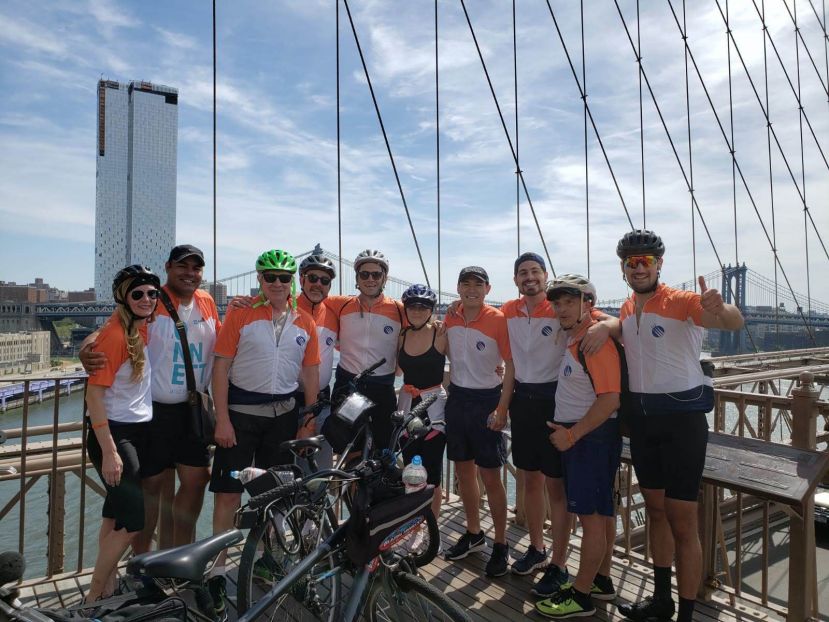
{"left": 95, "top": 80, "right": 178, "bottom": 299}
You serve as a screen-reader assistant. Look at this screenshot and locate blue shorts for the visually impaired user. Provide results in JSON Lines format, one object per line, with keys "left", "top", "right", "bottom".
{"left": 445, "top": 384, "right": 506, "bottom": 469}
{"left": 560, "top": 418, "right": 622, "bottom": 517}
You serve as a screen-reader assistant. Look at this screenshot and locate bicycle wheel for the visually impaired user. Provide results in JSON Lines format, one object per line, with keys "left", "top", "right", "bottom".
{"left": 236, "top": 506, "right": 340, "bottom": 621}
{"left": 365, "top": 570, "right": 471, "bottom": 622}
{"left": 389, "top": 510, "right": 440, "bottom": 568}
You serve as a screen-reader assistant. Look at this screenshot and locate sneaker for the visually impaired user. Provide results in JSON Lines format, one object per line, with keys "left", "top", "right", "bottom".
{"left": 207, "top": 575, "right": 227, "bottom": 622}
{"left": 252, "top": 556, "right": 276, "bottom": 585}
{"left": 531, "top": 564, "right": 570, "bottom": 598}
{"left": 536, "top": 586, "right": 595, "bottom": 619}
{"left": 485, "top": 542, "right": 510, "bottom": 578}
{"left": 590, "top": 574, "right": 616, "bottom": 601}
{"left": 444, "top": 531, "right": 487, "bottom": 561}
{"left": 511, "top": 545, "right": 548, "bottom": 575}
{"left": 617, "top": 595, "right": 676, "bottom": 621}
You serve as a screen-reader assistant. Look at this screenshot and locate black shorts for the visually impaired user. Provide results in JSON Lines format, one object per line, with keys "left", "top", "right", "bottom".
{"left": 332, "top": 375, "right": 397, "bottom": 451}
{"left": 402, "top": 431, "right": 447, "bottom": 486}
{"left": 445, "top": 385, "right": 506, "bottom": 469}
{"left": 628, "top": 411, "right": 709, "bottom": 501}
{"left": 509, "top": 390, "right": 562, "bottom": 478}
{"left": 86, "top": 422, "right": 150, "bottom": 533}
{"left": 141, "top": 401, "right": 211, "bottom": 478}
{"left": 209, "top": 409, "right": 298, "bottom": 494}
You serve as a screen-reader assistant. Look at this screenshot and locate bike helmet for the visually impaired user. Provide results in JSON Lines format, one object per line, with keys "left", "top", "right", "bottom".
{"left": 546, "top": 273, "right": 596, "bottom": 303}
{"left": 299, "top": 253, "right": 336, "bottom": 278}
{"left": 354, "top": 249, "right": 389, "bottom": 273}
{"left": 402, "top": 284, "right": 437, "bottom": 309}
{"left": 256, "top": 249, "right": 297, "bottom": 273}
{"left": 112, "top": 265, "right": 161, "bottom": 304}
{"left": 616, "top": 229, "right": 665, "bottom": 258}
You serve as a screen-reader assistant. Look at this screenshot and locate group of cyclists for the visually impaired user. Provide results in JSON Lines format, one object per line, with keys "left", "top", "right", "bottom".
{"left": 80, "top": 230, "right": 744, "bottom": 621}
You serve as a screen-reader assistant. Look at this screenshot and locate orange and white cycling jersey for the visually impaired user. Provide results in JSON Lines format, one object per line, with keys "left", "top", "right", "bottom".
{"left": 502, "top": 298, "right": 562, "bottom": 385}
{"left": 324, "top": 295, "right": 405, "bottom": 378}
{"left": 149, "top": 287, "right": 221, "bottom": 404}
{"left": 620, "top": 283, "right": 713, "bottom": 413}
{"left": 88, "top": 314, "right": 152, "bottom": 423}
{"left": 297, "top": 295, "right": 339, "bottom": 388}
{"left": 445, "top": 305, "right": 512, "bottom": 390}
{"left": 214, "top": 304, "right": 320, "bottom": 396}
{"left": 555, "top": 331, "right": 621, "bottom": 423}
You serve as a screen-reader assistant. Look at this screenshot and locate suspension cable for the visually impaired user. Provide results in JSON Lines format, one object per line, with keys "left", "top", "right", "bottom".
{"left": 435, "top": 0, "right": 441, "bottom": 305}
{"left": 637, "top": 0, "right": 646, "bottom": 229}
{"left": 341, "top": 0, "right": 431, "bottom": 286}
{"left": 459, "top": 0, "right": 557, "bottom": 276}
{"left": 542, "top": 0, "right": 636, "bottom": 232}
{"left": 782, "top": 0, "right": 829, "bottom": 96}
{"left": 794, "top": 0, "right": 813, "bottom": 328}
{"left": 212, "top": 0, "right": 217, "bottom": 294}
{"left": 512, "top": 0, "right": 521, "bottom": 257}
{"left": 581, "top": 0, "right": 590, "bottom": 277}
{"left": 725, "top": 0, "right": 739, "bottom": 271}
{"left": 336, "top": 0, "right": 342, "bottom": 294}
{"left": 682, "top": 0, "right": 697, "bottom": 291}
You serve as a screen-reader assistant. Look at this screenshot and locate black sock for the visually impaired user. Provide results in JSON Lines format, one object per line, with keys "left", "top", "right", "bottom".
{"left": 677, "top": 597, "right": 695, "bottom": 622}
{"left": 594, "top": 573, "right": 613, "bottom": 590}
{"left": 653, "top": 565, "right": 672, "bottom": 600}
{"left": 571, "top": 588, "right": 593, "bottom": 610}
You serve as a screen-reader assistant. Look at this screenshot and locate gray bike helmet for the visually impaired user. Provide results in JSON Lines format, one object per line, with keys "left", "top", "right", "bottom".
{"left": 354, "top": 249, "right": 389, "bottom": 273}
{"left": 546, "top": 273, "right": 597, "bottom": 304}
{"left": 300, "top": 253, "right": 336, "bottom": 278}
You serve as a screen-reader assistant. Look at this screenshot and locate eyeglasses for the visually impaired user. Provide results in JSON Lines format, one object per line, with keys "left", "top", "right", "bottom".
{"left": 623, "top": 255, "right": 658, "bottom": 269}
{"left": 305, "top": 274, "right": 332, "bottom": 286}
{"left": 262, "top": 273, "right": 293, "bottom": 284}
{"left": 358, "top": 270, "right": 384, "bottom": 281}
{"left": 130, "top": 289, "right": 159, "bottom": 301}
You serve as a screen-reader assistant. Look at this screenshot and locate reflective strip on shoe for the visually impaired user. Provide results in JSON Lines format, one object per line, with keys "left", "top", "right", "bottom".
{"left": 536, "top": 593, "right": 595, "bottom": 619}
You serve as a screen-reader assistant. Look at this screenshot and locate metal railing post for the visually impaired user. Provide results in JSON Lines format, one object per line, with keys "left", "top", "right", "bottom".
{"left": 788, "top": 371, "right": 819, "bottom": 621}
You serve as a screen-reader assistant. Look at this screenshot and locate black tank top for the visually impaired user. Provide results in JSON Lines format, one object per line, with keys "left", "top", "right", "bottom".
{"left": 398, "top": 328, "right": 446, "bottom": 389}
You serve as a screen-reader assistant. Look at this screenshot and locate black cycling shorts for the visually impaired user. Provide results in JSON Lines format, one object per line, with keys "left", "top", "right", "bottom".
{"left": 140, "top": 401, "right": 211, "bottom": 478}
{"left": 628, "top": 411, "right": 709, "bottom": 501}
{"left": 509, "top": 391, "right": 562, "bottom": 478}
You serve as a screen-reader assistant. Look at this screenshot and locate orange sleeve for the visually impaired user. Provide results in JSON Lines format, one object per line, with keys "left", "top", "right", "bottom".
{"left": 214, "top": 306, "right": 244, "bottom": 358}
{"left": 495, "top": 313, "right": 512, "bottom": 361}
{"left": 87, "top": 320, "right": 129, "bottom": 388}
{"left": 322, "top": 295, "right": 350, "bottom": 315}
{"left": 299, "top": 313, "right": 321, "bottom": 366}
{"left": 683, "top": 291, "right": 705, "bottom": 326}
{"left": 584, "top": 341, "right": 621, "bottom": 395}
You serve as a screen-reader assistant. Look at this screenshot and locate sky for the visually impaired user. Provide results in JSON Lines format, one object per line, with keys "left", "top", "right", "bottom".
{"left": 1, "top": 0, "right": 828, "bottom": 305}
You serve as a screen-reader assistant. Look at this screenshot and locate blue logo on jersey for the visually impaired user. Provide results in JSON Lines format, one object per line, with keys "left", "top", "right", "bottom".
{"left": 563, "top": 364, "right": 572, "bottom": 377}
{"left": 476, "top": 341, "right": 486, "bottom": 351}
{"left": 383, "top": 325, "right": 393, "bottom": 335}
{"left": 296, "top": 335, "right": 306, "bottom": 346}
{"left": 651, "top": 325, "right": 665, "bottom": 338}
{"left": 541, "top": 325, "right": 553, "bottom": 336}
{"left": 325, "top": 336, "right": 334, "bottom": 346}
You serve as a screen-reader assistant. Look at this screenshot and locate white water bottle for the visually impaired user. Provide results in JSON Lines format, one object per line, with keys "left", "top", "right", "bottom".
{"left": 402, "top": 455, "right": 428, "bottom": 493}
{"left": 230, "top": 467, "right": 267, "bottom": 484}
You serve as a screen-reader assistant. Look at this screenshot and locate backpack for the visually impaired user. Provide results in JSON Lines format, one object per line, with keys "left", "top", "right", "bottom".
{"left": 576, "top": 338, "right": 634, "bottom": 435}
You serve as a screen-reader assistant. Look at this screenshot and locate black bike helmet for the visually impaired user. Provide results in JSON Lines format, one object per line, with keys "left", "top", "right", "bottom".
{"left": 112, "top": 265, "right": 161, "bottom": 304}
{"left": 616, "top": 229, "right": 665, "bottom": 259}
{"left": 402, "top": 284, "right": 437, "bottom": 309}
{"left": 299, "top": 253, "right": 336, "bottom": 278}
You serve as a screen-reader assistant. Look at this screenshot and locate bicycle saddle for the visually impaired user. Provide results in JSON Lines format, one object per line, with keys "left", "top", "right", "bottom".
{"left": 127, "top": 529, "right": 243, "bottom": 583}
{"left": 280, "top": 435, "right": 324, "bottom": 455}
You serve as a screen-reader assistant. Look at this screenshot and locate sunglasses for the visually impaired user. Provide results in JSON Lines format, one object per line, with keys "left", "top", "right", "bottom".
{"left": 130, "top": 289, "right": 159, "bottom": 301}
{"left": 358, "top": 270, "right": 384, "bottom": 281}
{"left": 623, "top": 255, "right": 659, "bottom": 269}
{"left": 262, "top": 273, "right": 293, "bottom": 284}
{"left": 305, "top": 274, "right": 332, "bottom": 286}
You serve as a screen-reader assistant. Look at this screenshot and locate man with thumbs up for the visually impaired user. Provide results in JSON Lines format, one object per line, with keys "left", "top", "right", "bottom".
{"left": 614, "top": 230, "right": 743, "bottom": 622}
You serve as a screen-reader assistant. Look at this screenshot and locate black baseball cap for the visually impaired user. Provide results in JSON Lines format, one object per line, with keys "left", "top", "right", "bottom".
{"left": 514, "top": 252, "right": 546, "bottom": 275}
{"left": 168, "top": 244, "right": 205, "bottom": 266}
{"left": 458, "top": 266, "right": 489, "bottom": 284}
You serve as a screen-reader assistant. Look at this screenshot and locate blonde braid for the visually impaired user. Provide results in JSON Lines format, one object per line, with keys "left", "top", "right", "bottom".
{"left": 115, "top": 281, "right": 154, "bottom": 383}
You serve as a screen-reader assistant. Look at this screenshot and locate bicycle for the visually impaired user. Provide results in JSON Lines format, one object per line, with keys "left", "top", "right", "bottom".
{"left": 236, "top": 394, "right": 468, "bottom": 622}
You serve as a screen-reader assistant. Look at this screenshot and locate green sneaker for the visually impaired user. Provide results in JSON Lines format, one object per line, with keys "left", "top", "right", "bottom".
{"left": 207, "top": 575, "right": 227, "bottom": 622}
{"left": 536, "top": 587, "right": 595, "bottom": 619}
{"left": 252, "top": 556, "right": 276, "bottom": 585}
{"left": 558, "top": 578, "right": 616, "bottom": 601}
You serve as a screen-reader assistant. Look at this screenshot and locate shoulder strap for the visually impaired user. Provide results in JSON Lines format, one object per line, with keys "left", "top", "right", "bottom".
{"left": 159, "top": 290, "right": 197, "bottom": 393}
{"left": 576, "top": 346, "right": 596, "bottom": 391}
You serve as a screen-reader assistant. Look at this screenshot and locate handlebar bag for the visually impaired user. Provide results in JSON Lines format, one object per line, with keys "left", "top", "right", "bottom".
{"left": 346, "top": 484, "right": 434, "bottom": 567}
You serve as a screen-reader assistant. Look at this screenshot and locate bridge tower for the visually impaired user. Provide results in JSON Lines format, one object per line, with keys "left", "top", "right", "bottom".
{"left": 719, "top": 264, "right": 747, "bottom": 354}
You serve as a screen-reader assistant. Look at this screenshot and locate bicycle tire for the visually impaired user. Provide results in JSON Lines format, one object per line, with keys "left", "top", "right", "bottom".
{"left": 236, "top": 507, "right": 340, "bottom": 621}
{"left": 364, "top": 570, "right": 471, "bottom": 622}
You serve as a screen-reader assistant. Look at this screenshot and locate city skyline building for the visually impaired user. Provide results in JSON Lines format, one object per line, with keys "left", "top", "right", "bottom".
{"left": 94, "top": 79, "right": 178, "bottom": 300}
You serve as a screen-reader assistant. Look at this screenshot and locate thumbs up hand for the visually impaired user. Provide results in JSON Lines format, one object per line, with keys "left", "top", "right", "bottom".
{"left": 698, "top": 275, "right": 725, "bottom": 315}
{"left": 547, "top": 421, "right": 573, "bottom": 451}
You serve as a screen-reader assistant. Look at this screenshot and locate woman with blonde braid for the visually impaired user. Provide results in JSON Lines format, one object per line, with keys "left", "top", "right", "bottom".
{"left": 84, "top": 265, "right": 160, "bottom": 602}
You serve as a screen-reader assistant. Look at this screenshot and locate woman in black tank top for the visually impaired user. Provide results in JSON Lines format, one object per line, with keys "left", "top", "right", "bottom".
{"left": 397, "top": 285, "right": 448, "bottom": 520}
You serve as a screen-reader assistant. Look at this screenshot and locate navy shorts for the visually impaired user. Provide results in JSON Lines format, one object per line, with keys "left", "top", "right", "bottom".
{"left": 209, "top": 409, "right": 298, "bottom": 494}
{"left": 560, "top": 418, "right": 622, "bottom": 517}
{"left": 445, "top": 385, "right": 506, "bottom": 469}
{"left": 509, "top": 385, "right": 562, "bottom": 478}
{"left": 629, "top": 410, "right": 709, "bottom": 501}
{"left": 141, "top": 401, "right": 211, "bottom": 478}
{"left": 402, "top": 430, "right": 447, "bottom": 486}
{"left": 332, "top": 371, "right": 397, "bottom": 451}
{"left": 86, "top": 421, "right": 150, "bottom": 533}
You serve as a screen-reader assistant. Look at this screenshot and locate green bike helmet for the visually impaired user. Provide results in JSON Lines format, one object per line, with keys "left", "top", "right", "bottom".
{"left": 255, "top": 249, "right": 297, "bottom": 273}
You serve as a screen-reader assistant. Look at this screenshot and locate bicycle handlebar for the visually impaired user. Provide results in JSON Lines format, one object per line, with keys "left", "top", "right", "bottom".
{"left": 352, "top": 358, "right": 386, "bottom": 383}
